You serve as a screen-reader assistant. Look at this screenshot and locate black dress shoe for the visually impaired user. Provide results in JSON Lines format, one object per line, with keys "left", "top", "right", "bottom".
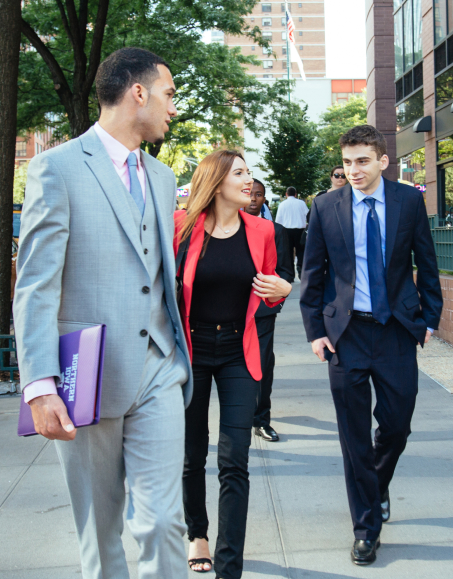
{"left": 255, "top": 425, "right": 279, "bottom": 441}
{"left": 350, "top": 537, "right": 380, "bottom": 565}
{"left": 381, "top": 489, "right": 390, "bottom": 523}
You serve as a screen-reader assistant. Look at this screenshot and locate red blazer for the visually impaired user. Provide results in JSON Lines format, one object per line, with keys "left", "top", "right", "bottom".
{"left": 174, "top": 210, "right": 284, "bottom": 381}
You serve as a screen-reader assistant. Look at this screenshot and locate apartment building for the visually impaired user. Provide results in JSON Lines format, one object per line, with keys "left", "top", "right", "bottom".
{"left": 223, "top": 1, "right": 326, "bottom": 79}
{"left": 15, "top": 129, "right": 62, "bottom": 166}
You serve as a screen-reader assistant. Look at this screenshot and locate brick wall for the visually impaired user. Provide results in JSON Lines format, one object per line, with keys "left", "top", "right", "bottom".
{"left": 366, "top": 0, "right": 398, "bottom": 181}
{"left": 414, "top": 272, "right": 453, "bottom": 344}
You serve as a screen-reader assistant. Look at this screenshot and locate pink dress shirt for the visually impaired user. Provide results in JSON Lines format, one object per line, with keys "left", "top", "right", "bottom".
{"left": 23, "top": 123, "right": 146, "bottom": 403}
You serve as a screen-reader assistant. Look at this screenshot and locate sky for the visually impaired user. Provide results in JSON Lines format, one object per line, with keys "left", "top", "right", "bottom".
{"left": 324, "top": 0, "right": 367, "bottom": 79}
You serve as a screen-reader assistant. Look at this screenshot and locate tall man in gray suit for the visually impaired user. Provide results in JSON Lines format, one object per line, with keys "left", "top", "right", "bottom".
{"left": 13, "top": 48, "right": 192, "bottom": 579}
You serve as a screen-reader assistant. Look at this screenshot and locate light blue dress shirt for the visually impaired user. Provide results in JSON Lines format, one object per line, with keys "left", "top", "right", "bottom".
{"left": 352, "top": 177, "right": 386, "bottom": 313}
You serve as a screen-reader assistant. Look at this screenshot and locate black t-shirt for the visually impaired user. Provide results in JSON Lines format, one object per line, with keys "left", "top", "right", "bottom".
{"left": 190, "top": 221, "right": 257, "bottom": 324}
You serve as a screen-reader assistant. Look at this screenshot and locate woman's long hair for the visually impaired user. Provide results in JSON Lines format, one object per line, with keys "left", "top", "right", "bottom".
{"left": 177, "top": 149, "right": 245, "bottom": 245}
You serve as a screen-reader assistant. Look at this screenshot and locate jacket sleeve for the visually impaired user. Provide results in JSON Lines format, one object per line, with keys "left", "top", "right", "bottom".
{"left": 261, "top": 224, "right": 285, "bottom": 308}
{"left": 299, "top": 198, "right": 329, "bottom": 341}
{"left": 13, "top": 154, "right": 70, "bottom": 388}
{"left": 412, "top": 192, "right": 443, "bottom": 329}
{"left": 275, "top": 224, "right": 294, "bottom": 282}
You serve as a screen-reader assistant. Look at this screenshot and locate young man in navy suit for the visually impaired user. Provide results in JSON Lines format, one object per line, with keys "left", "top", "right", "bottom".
{"left": 300, "top": 125, "right": 442, "bottom": 565}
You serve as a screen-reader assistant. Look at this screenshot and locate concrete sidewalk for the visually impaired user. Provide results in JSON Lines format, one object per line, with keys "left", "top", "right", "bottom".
{"left": 1, "top": 284, "right": 452, "bottom": 578}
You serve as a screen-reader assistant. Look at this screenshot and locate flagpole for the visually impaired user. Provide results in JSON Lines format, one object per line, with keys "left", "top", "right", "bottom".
{"left": 285, "top": 0, "right": 291, "bottom": 102}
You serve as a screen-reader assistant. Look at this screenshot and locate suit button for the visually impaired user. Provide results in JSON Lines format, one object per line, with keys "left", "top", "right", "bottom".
{"left": 142, "top": 286, "right": 150, "bottom": 294}
{"left": 140, "top": 329, "right": 148, "bottom": 337}
{"left": 351, "top": 284, "right": 355, "bottom": 288}
{"left": 348, "top": 310, "right": 351, "bottom": 316}
{"left": 143, "top": 225, "right": 147, "bottom": 231}
{"left": 144, "top": 248, "right": 148, "bottom": 255}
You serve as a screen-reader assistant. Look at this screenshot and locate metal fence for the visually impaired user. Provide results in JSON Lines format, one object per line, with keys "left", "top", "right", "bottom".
{"left": 428, "top": 215, "right": 453, "bottom": 272}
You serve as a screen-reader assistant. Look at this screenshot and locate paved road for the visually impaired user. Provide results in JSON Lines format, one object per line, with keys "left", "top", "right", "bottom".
{"left": 1, "top": 284, "right": 452, "bottom": 578}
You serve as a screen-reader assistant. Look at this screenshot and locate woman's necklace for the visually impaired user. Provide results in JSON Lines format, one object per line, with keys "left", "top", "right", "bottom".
{"left": 215, "top": 219, "right": 240, "bottom": 235}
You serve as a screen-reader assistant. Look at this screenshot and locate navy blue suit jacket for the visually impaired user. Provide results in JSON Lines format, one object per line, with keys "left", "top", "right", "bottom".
{"left": 300, "top": 179, "right": 443, "bottom": 354}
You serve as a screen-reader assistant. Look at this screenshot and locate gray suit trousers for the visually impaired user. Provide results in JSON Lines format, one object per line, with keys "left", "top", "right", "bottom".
{"left": 55, "top": 343, "right": 189, "bottom": 579}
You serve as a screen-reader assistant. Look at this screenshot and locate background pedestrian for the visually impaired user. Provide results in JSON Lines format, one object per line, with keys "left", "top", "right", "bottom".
{"left": 245, "top": 179, "right": 293, "bottom": 442}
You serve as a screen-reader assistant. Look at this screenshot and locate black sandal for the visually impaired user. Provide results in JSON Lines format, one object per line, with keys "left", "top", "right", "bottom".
{"left": 188, "top": 534, "right": 212, "bottom": 573}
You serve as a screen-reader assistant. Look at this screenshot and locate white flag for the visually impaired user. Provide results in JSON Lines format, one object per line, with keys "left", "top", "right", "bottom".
{"left": 290, "top": 42, "right": 307, "bottom": 81}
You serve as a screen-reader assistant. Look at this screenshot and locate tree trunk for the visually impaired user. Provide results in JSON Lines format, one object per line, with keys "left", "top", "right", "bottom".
{"left": 0, "top": 0, "right": 22, "bottom": 336}
{"left": 69, "top": 93, "right": 92, "bottom": 138}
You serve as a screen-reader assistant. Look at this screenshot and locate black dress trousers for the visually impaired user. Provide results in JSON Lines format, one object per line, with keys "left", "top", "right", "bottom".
{"left": 183, "top": 320, "right": 259, "bottom": 579}
{"left": 284, "top": 227, "right": 305, "bottom": 278}
{"left": 253, "top": 314, "right": 277, "bottom": 428}
{"left": 328, "top": 316, "right": 418, "bottom": 541}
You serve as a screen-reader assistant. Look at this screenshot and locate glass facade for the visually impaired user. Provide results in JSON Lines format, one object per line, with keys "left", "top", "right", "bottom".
{"left": 413, "top": 0, "right": 422, "bottom": 62}
{"left": 403, "top": 1, "right": 413, "bottom": 69}
{"left": 436, "top": 66, "right": 453, "bottom": 106}
{"left": 394, "top": 0, "right": 423, "bottom": 83}
{"left": 438, "top": 136, "right": 453, "bottom": 160}
{"left": 435, "top": 1, "right": 448, "bottom": 45}
{"left": 395, "top": 8, "right": 404, "bottom": 78}
{"left": 396, "top": 89, "right": 424, "bottom": 129}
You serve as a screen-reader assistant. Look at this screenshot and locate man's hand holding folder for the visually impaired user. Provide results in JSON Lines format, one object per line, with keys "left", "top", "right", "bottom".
{"left": 29, "top": 394, "right": 77, "bottom": 440}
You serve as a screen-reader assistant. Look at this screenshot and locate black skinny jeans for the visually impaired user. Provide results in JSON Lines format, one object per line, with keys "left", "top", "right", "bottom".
{"left": 183, "top": 320, "right": 259, "bottom": 579}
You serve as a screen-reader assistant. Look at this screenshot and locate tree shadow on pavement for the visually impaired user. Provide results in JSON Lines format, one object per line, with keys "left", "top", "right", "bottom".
{"left": 371, "top": 543, "right": 453, "bottom": 567}
{"left": 390, "top": 517, "right": 453, "bottom": 529}
{"left": 244, "top": 559, "right": 357, "bottom": 578}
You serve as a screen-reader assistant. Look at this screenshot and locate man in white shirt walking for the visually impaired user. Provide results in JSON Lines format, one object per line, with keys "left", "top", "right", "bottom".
{"left": 275, "top": 186, "right": 309, "bottom": 279}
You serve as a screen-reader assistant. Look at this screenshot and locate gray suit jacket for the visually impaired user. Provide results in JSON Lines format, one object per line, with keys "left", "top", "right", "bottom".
{"left": 14, "top": 126, "right": 193, "bottom": 418}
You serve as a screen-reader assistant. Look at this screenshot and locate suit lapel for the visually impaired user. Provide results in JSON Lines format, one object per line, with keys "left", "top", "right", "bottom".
{"left": 142, "top": 155, "right": 173, "bottom": 281}
{"left": 240, "top": 211, "right": 263, "bottom": 273}
{"left": 334, "top": 185, "right": 355, "bottom": 265}
{"left": 81, "top": 128, "right": 148, "bottom": 272}
{"left": 384, "top": 179, "right": 402, "bottom": 269}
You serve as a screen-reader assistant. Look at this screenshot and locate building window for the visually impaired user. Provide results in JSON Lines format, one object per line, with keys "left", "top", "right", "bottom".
{"left": 262, "top": 32, "right": 272, "bottom": 42}
{"left": 300, "top": 45, "right": 303, "bottom": 50}
{"left": 403, "top": 0, "right": 413, "bottom": 70}
{"left": 262, "top": 17, "right": 272, "bottom": 26}
{"left": 282, "top": 47, "right": 287, "bottom": 55}
{"left": 263, "top": 74, "right": 273, "bottom": 78}
{"left": 263, "top": 60, "right": 273, "bottom": 69}
{"left": 15, "top": 141, "right": 27, "bottom": 157}
{"left": 281, "top": 17, "right": 285, "bottom": 26}
{"left": 251, "top": 46, "right": 255, "bottom": 51}
{"left": 299, "top": 17, "right": 302, "bottom": 22}
{"left": 396, "top": 89, "right": 424, "bottom": 130}
{"left": 298, "top": 2, "right": 302, "bottom": 6}
{"left": 263, "top": 45, "right": 273, "bottom": 55}
{"left": 394, "top": 0, "right": 423, "bottom": 103}
{"left": 436, "top": 66, "right": 453, "bottom": 106}
{"left": 281, "top": 3, "right": 291, "bottom": 11}
{"left": 262, "top": 3, "right": 271, "bottom": 12}
{"left": 282, "top": 32, "right": 287, "bottom": 40}
{"left": 299, "top": 31, "right": 303, "bottom": 36}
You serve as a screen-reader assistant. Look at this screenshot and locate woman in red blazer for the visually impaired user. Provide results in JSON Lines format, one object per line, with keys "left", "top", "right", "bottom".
{"left": 174, "top": 150, "right": 292, "bottom": 578}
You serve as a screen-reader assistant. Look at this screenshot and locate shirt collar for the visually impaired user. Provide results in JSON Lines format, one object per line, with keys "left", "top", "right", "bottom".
{"left": 352, "top": 176, "right": 385, "bottom": 206}
{"left": 94, "top": 122, "right": 142, "bottom": 171}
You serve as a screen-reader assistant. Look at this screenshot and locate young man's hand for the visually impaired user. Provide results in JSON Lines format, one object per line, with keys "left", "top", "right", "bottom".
{"left": 311, "top": 337, "right": 335, "bottom": 362}
{"left": 29, "top": 395, "right": 77, "bottom": 440}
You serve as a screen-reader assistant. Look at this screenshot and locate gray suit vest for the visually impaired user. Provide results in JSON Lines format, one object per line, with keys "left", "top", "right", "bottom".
{"left": 124, "top": 169, "right": 175, "bottom": 357}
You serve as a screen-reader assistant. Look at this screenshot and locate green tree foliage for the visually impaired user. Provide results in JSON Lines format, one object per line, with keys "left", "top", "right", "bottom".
{"left": 258, "top": 102, "right": 325, "bottom": 198}
{"left": 18, "top": 0, "right": 288, "bottom": 150}
{"left": 14, "top": 162, "right": 29, "bottom": 204}
{"left": 317, "top": 94, "right": 367, "bottom": 185}
{"left": 155, "top": 122, "right": 213, "bottom": 185}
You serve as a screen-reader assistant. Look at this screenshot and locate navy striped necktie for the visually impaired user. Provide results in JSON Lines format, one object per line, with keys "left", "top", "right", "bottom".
{"left": 363, "top": 197, "right": 391, "bottom": 325}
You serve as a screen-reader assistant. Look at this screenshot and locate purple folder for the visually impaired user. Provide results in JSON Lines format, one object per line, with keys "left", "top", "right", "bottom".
{"left": 18, "top": 324, "right": 106, "bottom": 437}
